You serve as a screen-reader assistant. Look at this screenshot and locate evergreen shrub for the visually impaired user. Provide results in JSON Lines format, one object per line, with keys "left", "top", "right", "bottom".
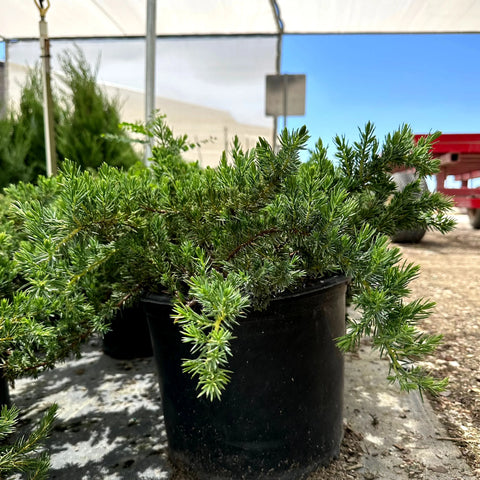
{"left": 11, "top": 116, "right": 455, "bottom": 402}
{"left": 0, "top": 47, "right": 139, "bottom": 190}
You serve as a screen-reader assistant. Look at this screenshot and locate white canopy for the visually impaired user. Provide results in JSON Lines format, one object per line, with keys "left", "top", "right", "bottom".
{"left": 2, "top": 0, "right": 480, "bottom": 172}
{"left": 2, "top": 0, "right": 480, "bottom": 40}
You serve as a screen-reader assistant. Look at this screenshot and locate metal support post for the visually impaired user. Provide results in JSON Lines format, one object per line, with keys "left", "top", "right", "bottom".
{"left": 0, "top": 38, "right": 7, "bottom": 118}
{"left": 35, "top": 0, "right": 57, "bottom": 176}
{"left": 144, "top": 0, "right": 156, "bottom": 164}
{"left": 269, "top": 0, "right": 284, "bottom": 151}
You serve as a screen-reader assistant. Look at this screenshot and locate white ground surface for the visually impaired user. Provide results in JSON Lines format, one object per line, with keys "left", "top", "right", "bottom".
{"left": 10, "top": 333, "right": 474, "bottom": 479}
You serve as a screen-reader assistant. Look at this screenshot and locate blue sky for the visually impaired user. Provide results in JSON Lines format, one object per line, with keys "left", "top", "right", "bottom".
{"left": 281, "top": 34, "right": 480, "bottom": 152}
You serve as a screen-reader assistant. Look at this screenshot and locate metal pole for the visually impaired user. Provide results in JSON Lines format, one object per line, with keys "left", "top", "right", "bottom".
{"left": 283, "top": 74, "right": 288, "bottom": 130}
{"left": 35, "top": 0, "right": 57, "bottom": 177}
{"left": 269, "top": 0, "right": 284, "bottom": 151}
{"left": 0, "top": 38, "right": 7, "bottom": 118}
{"left": 224, "top": 126, "right": 228, "bottom": 153}
{"left": 144, "top": 0, "right": 156, "bottom": 164}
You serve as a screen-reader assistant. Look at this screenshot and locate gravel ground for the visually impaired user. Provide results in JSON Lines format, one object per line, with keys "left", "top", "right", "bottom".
{"left": 9, "top": 212, "right": 479, "bottom": 479}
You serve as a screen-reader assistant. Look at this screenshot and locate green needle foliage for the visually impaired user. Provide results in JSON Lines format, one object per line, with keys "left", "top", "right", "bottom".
{"left": 56, "top": 48, "right": 140, "bottom": 171}
{"left": 0, "top": 178, "right": 103, "bottom": 478}
{"left": 11, "top": 116, "right": 454, "bottom": 401}
{"left": 333, "top": 122, "right": 455, "bottom": 238}
{"left": 0, "top": 405, "right": 57, "bottom": 480}
{"left": 0, "top": 174, "right": 109, "bottom": 380}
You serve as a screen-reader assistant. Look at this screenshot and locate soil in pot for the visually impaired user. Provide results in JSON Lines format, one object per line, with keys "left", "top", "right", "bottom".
{"left": 142, "top": 276, "right": 348, "bottom": 480}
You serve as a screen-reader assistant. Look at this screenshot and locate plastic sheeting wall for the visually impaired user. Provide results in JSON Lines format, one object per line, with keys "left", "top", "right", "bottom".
{"left": 6, "top": 37, "right": 277, "bottom": 166}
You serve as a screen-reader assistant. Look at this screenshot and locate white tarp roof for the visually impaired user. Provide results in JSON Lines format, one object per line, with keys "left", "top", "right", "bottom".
{"left": 2, "top": 0, "right": 480, "bottom": 40}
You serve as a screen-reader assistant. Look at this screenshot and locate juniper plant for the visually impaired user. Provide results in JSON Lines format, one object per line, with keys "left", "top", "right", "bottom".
{"left": 0, "top": 175, "right": 109, "bottom": 380}
{"left": 332, "top": 122, "right": 454, "bottom": 238}
{"left": 0, "top": 404, "right": 57, "bottom": 480}
{"left": 11, "top": 118, "right": 454, "bottom": 401}
{"left": 0, "top": 171, "right": 124, "bottom": 477}
{"left": 0, "top": 179, "right": 101, "bottom": 479}
{"left": 0, "top": 118, "right": 194, "bottom": 381}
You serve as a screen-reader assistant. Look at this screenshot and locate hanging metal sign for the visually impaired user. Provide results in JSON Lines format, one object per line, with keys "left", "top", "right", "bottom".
{"left": 265, "top": 74, "right": 306, "bottom": 117}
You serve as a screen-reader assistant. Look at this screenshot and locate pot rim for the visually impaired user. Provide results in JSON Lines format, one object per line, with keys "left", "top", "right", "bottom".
{"left": 141, "top": 275, "right": 349, "bottom": 307}
{"left": 270, "top": 274, "right": 349, "bottom": 302}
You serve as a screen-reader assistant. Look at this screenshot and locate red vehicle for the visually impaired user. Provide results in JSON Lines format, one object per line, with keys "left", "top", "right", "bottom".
{"left": 414, "top": 133, "right": 480, "bottom": 229}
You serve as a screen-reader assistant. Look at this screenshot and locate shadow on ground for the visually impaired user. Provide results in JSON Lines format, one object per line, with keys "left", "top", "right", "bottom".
{"left": 11, "top": 338, "right": 171, "bottom": 480}
{"left": 10, "top": 336, "right": 476, "bottom": 479}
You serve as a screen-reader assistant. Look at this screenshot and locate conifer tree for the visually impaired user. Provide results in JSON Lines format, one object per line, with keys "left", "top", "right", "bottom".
{"left": 0, "top": 70, "right": 56, "bottom": 187}
{"left": 56, "top": 47, "right": 139, "bottom": 171}
{"left": 0, "top": 47, "right": 139, "bottom": 190}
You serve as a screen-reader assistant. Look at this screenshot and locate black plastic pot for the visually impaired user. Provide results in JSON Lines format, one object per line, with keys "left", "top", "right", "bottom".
{"left": 0, "top": 370, "right": 10, "bottom": 408}
{"left": 142, "top": 276, "right": 348, "bottom": 480}
{"left": 102, "top": 304, "right": 153, "bottom": 360}
{"left": 467, "top": 208, "right": 480, "bottom": 229}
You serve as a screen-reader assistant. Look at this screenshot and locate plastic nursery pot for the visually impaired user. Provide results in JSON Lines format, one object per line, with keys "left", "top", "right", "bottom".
{"left": 390, "top": 172, "right": 427, "bottom": 244}
{"left": 102, "top": 303, "right": 153, "bottom": 360}
{"left": 0, "top": 370, "right": 11, "bottom": 408}
{"left": 142, "top": 276, "right": 348, "bottom": 480}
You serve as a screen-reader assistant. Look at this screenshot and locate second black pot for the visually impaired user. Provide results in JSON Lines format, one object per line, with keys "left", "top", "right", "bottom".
{"left": 102, "top": 304, "right": 153, "bottom": 360}
{"left": 0, "top": 371, "right": 10, "bottom": 408}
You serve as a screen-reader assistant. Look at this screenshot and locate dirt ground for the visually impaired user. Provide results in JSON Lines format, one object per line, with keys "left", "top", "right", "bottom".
{"left": 401, "top": 214, "right": 480, "bottom": 476}
{"left": 310, "top": 212, "right": 480, "bottom": 479}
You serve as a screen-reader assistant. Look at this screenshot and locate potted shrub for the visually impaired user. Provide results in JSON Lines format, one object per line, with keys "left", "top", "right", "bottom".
{"left": 0, "top": 176, "right": 153, "bottom": 362}
{"left": 0, "top": 179, "right": 60, "bottom": 405}
{"left": 0, "top": 187, "right": 75, "bottom": 480}
{"left": 12, "top": 117, "right": 454, "bottom": 479}
{"left": 100, "top": 114, "right": 202, "bottom": 360}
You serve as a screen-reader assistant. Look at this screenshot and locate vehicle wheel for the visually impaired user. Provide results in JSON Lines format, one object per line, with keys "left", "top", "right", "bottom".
{"left": 390, "top": 172, "right": 428, "bottom": 244}
{"left": 467, "top": 208, "right": 480, "bottom": 229}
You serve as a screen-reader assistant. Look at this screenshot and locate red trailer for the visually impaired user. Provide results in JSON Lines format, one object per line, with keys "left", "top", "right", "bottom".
{"left": 414, "top": 133, "right": 480, "bottom": 229}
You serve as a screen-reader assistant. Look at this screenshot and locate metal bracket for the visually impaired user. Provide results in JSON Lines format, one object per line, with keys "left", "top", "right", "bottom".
{"left": 33, "top": 0, "right": 51, "bottom": 18}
